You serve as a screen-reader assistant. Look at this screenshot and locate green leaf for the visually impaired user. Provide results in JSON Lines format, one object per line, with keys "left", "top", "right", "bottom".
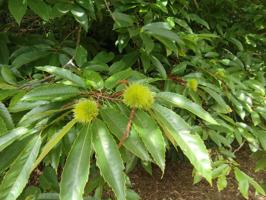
{"left": 92, "top": 119, "right": 126, "bottom": 200}
{"left": 156, "top": 92, "right": 218, "bottom": 124}
{"left": 75, "top": 45, "right": 88, "bottom": 67}
{"left": 0, "top": 127, "right": 28, "bottom": 152}
{"left": 84, "top": 62, "right": 109, "bottom": 72}
{"left": 189, "top": 14, "right": 210, "bottom": 29}
{"left": 133, "top": 110, "right": 166, "bottom": 172}
{"left": 143, "top": 22, "right": 179, "bottom": 42}
{"left": 1, "top": 66, "right": 17, "bottom": 85}
{"left": 76, "top": 0, "right": 95, "bottom": 19}
{"left": 105, "top": 68, "right": 133, "bottom": 89}
{"left": 234, "top": 168, "right": 250, "bottom": 199}
{"left": 71, "top": 6, "right": 89, "bottom": 31}
{"left": 152, "top": 103, "right": 212, "bottom": 183}
{"left": 12, "top": 50, "right": 50, "bottom": 68}
{"left": 234, "top": 167, "right": 265, "bottom": 198}
{"left": 217, "top": 175, "right": 227, "bottom": 191}
{"left": 0, "top": 102, "right": 14, "bottom": 129}
{"left": 151, "top": 56, "right": 167, "bottom": 79}
{"left": 201, "top": 87, "right": 232, "bottom": 114}
{"left": 113, "top": 11, "right": 134, "bottom": 28}
{"left": 92, "top": 51, "right": 114, "bottom": 64}
{"left": 100, "top": 108, "right": 151, "bottom": 161}
{"left": 36, "top": 66, "right": 86, "bottom": 88}
{"left": 0, "top": 135, "right": 41, "bottom": 200}
{"left": 0, "top": 136, "right": 31, "bottom": 173}
{"left": 140, "top": 51, "right": 151, "bottom": 72}
{"left": 8, "top": 0, "right": 27, "bottom": 24}
{"left": 0, "top": 117, "right": 7, "bottom": 136}
{"left": 22, "top": 84, "right": 80, "bottom": 101}
{"left": 18, "top": 104, "right": 57, "bottom": 126}
{"left": 60, "top": 125, "right": 92, "bottom": 200}
{"left": 28, "top": 0, "right": 51, "bottom": 21}
{"left": 33, "top": 119, "right": 77, "bottom": 169}
{"left": 83, "top": 70, "right": 104, "bottom": 90}
{"left": 9, "top": 100, "right": 49, "bottom": 113}
{"left": 140, "top": 33, "right": 154, "bottom": 54}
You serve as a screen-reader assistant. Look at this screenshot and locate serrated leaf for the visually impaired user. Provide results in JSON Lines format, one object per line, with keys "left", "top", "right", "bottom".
{"left": 0, "top": 127, "right": 28, "bottom": 152}
{"left": 156, "top": 92, "right": 218, "bottom": 124}
{"left": 33, "top": 119, "right": 77, "bottom": 169}
{"left": 100, "top": 108, "right": 151, "bottom": 161}
{"left": 22, "top": 84, "right": 80, "bottom": 101}
{"left": 8, "top": 0, "right": 27, "bottom": 24}
{"left": 36, "top": 66, "right": 86, "bottom": 88}
{"left": 92, "top": 119, "right": 126, "bottom": 200}
{"left": 60, "top": 125, "right": 92, "bottom": 200}
{"left": 152, "top": 103, "right": 212, "bottom": 183}
{"left": 0, "top": 135, "right": 41, "bottom": 200}
{"left": 0, "top": 102, "right": 14, "bottom": 129}
{"left": 133, "top": 110, "right": 166, "bottom": 172}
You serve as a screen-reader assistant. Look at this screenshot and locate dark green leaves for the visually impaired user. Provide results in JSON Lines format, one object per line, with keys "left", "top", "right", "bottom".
{"left": 142, "top": 22, "right": 179, "bottom": 42}
{"left": 0, "top": 102, "right": 14, "bottom": 130}
{"left": 71, "top": 6, "right": 89, "bottom": 31}
{"left": 60, "top": 125, "right": 92, "bottom": 200}
{"left": 22, "top": 84, "right": 80, "bottom": 101}
{"left": 36, "top": 66, "right": 86, "bottom": 88}
{"left": 8, "top": 0, "right": 27, "bottom": 24}
{"left": 92, "top": 120, "right": 126, "bottom": 200}
{"left": 28, "top": 0, "right": 51, "bottom": 21}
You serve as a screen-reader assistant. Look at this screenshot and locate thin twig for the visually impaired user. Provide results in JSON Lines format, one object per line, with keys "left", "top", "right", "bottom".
{"left": 118, "top": 107, "right": 136, "bottom": 148}
{"left": 168, "top": 74, "right": 186, "bottom": 86}
{"left": 103, "top": 0, "right": 115, "bottom": 21}
{"left": 233, "top": 141, "right": 245, "bottom": 154}
{"left": 63, "top": 26, "right": 82, "bottom": 68}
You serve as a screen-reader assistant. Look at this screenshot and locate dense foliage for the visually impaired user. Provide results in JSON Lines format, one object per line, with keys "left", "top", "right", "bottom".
{"left": 0, "top": 0, "right": 266, "bottom": 199}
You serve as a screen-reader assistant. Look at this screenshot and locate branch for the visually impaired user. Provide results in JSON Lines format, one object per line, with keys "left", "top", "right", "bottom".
{"left": 118, "top": 107, "right": 136, "bottom": 148}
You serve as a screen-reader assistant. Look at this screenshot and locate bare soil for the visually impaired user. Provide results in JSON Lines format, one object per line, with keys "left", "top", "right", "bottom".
{"left": 129, "top": 149, "right": 266, "bottom": 200}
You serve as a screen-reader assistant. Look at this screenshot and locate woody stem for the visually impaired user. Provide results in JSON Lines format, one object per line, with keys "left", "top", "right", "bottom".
{"left": 118, "top": 107, "right": 136, "bottom": 148}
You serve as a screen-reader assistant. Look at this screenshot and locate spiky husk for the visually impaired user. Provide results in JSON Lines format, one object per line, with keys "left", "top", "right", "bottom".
{"left": 123, "top": 83, "right": 154, "bottom": 109}
{"left": 73, "top": 99, "right": 99, "bottom": 123}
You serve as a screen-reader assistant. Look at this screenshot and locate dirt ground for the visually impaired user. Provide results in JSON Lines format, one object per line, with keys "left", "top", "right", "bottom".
{"left": 129, "top": 149, "right": 266, "bottom": 200}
